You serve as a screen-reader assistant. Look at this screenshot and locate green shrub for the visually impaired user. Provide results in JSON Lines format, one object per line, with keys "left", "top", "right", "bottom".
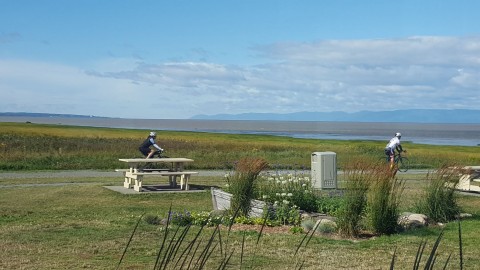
{"left": 272, "top": 200, "right": 301, "bottom": 226}
{"left": 169, "top": 210, "right": 193, "bottom": 226}
{"left": 300, "top": 219, "right": 316, "bottom": 231}
{"left": 317, "top": 220, "right": 337, "bottom": 234}
{"left": 144, "top": 214, "right": 161, "bottom": 225}
{"left": 316, "top": 196, "right": 344, "bottom": 216}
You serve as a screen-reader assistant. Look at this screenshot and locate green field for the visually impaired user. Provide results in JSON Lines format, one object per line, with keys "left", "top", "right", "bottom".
{"left": 1, "top": 122, "right": 479, "bottom": 170}
{"left": 1, "top": 122, "right": 479, "bottom": 269}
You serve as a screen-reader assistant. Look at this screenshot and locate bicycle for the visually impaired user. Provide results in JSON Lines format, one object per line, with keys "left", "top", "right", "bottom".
{"left": 141, "top": 150, "right": 170, "bottom": 171}
{"left": 150, "top": 149, "right": 169, "bottom": 159}
{"left": 381, "top": 150, "right": 410, "bottom": 172}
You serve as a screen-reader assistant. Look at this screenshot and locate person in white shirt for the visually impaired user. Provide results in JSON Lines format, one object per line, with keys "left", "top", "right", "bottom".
{"left": 139, "top": 132, "right": 164, "bottom": 158}
{"left": 384, "top": 132, "right": 405, "bottom": 167}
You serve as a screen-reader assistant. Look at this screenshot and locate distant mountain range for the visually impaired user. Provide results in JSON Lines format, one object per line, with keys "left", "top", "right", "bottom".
{"left": 0, "top": 112, "right": 106, "bottom": 118}
{"left": 1, "top": 109, "right": 479, "bottom": 123}
{"left": 191, "top": 109, "right": 480, "bottom": 124}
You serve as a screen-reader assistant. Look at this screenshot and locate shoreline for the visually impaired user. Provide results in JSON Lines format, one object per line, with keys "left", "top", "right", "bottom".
{"left": 1, "top": 117, "right": 479, "bottom": 147}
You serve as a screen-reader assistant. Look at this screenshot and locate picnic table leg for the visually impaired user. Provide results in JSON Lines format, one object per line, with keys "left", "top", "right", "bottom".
{"left": 169, "top": 175, "right": 178, "bottom": 188}
{"left": 123, "top": 175, "right": 132, "bottom": 188}
{"left": 181, "top": 174, "right": 190, "bottom": 190}
{"left": 123, "top": 170, "right": 133, "bottom": 189}
{"left": 134, "top": 175, "right": 143, "bottom": 192}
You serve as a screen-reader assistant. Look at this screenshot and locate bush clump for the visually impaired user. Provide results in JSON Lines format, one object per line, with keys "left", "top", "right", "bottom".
{"left": 415, "top": 165, "right": 461, "bottom": 223}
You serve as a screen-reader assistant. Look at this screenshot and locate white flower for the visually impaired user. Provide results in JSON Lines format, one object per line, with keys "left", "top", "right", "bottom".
{"left": 287, "top": 193, "right": 293, "bottom": 197}
{"left": 276, "top": 193, "right": 280, "bottom": 196}
{"left": 262, "top": 195, "right": 268, "bottom": 199}
{"left": 302, "top": 184, "right": 307, "bottom": 187}
{"left": 283, "top": 200, "right": 289, "bottom": 205}
{"left": 225, "top": 184, "right": 229, "bottom": 187}
{"left": 281, "top": 193, "right": 287, "bottom": 197}
{"left": 281, "top": 181, "right": 287, "bottom": 185}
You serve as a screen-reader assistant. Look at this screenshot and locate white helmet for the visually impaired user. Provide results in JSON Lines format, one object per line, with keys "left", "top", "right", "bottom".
{"left": 395, "top": 132, "right": 401, "bottom": 138}
{"left": 149, "top": 131, "right": 156, "bottom": 137}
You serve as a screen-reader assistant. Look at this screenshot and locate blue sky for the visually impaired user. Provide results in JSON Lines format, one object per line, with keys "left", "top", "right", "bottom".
{"left": 1, "top": 1, "right": 479, "bottom": 119}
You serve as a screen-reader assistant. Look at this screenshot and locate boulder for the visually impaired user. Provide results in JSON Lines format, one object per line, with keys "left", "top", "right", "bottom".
{"left": 398, "top": 212, "right": 429, "bottom": 230}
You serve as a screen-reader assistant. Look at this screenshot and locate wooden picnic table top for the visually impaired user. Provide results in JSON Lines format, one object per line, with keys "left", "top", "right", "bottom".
{"left": 119, "top": 158, "right": 194, "bottom": 163}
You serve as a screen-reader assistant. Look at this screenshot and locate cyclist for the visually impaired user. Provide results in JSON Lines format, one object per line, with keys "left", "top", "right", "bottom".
{"left": 384, "top": 132, "right": 405, "bottom": 168}
{"left": 139, "top": 131, "right": 164, "bottom": 159}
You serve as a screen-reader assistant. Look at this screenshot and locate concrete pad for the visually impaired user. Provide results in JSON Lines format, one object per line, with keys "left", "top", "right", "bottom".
{"left": 103, "top": 184, "right": 205, "bottom": 194}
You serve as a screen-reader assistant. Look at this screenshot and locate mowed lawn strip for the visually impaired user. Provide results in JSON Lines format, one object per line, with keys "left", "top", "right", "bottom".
{"left": 0, "top": 174, "right": 479, "bottom": 269}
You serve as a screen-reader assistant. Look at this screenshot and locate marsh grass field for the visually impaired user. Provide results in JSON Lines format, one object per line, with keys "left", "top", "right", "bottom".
{"left": 1, "top": 122, "right": 480, "bottom": 269}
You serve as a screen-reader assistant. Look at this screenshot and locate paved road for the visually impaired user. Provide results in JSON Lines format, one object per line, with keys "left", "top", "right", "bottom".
{"left": 2, "top": 170, "right": 480, "bottom": 197}
{"left": 0, "top": 170, "right": 226, "bottom": 179}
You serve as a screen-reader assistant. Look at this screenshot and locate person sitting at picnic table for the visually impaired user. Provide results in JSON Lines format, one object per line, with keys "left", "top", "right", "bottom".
{"left": 139, "top": 131, "right": 164, "bottom": 158}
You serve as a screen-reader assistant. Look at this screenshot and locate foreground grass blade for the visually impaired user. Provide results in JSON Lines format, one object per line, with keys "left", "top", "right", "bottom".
{"left": 217, "top": 249, "right": 235, "bottom": 270}
{"left": 116, "top": 213, "right": 145, "bottom": 270}
{"left": 424, "top": 229, "right": 444, "bottom": 269}
{"left": 194, "top": 225, "right": 220, "bottom": 269}
{"left": 413, "top": 240, "right": 427, "bottom": 270}
{"left": 159, "top": 224, "right": 182, "bottom": 269}
{"left": 240, "top": 231, "right": 246, "bottom": 268}
{"left": 176, "top": 225, "right": 205, "bottom": 269}
{"left": 458, "top": 219, "right": 463, "bottom": 270}
{"left": 389, "top": 247, "right": 396, "bottom": 270}
{"left": 256, "top": 216, "right": 268, "bottom": 245}
{"left": 169, "top": 224, "right": 192, "bottom": 266}
{"left": 154, "top": 205, "right": 173, "bottom": 270}
{"left": 295, "top": 219, "right": 320, "bottom": 256}
{"left": 442, "top": 253, "right": 452, "bottom": 270}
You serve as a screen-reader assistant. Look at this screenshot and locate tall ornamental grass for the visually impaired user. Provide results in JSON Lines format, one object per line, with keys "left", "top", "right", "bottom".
{"left": 225, "top": 157, "right": 269, "bottom": 217}
{"left": 366, "top": 163, "right": 405, "bottom": 235}
{"left": 415, "top": 165, "right": 461, "bottom": 223}
{"left": 335, "top": 160, "right": 371, "bottom": 237}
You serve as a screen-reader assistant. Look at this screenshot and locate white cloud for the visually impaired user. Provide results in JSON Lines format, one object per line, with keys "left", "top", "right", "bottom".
{"left": 1, "top": 36, "right": 480, "bottom": 118}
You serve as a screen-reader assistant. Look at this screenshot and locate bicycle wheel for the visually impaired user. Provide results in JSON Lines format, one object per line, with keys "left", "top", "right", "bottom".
{"left": 396, "top": 157, "right": 410, "bottom": 172}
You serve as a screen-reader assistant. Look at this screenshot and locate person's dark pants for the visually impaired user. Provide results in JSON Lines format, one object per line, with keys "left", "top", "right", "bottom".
{"left": 139, "top": 147, "right": 150, "bottom": 157}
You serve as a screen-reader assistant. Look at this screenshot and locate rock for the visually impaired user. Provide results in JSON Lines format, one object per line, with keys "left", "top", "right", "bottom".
{"left": 398, "top": 212, "right": 429, "bottom": 230}
{"left": 457, "top": 213, "right": 472, "bottom": 219}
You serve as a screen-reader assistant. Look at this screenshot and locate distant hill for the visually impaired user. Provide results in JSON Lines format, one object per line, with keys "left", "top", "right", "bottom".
{"left": 191, "top": 109, "right": 480, "bottom": 124}
{"left": 0, "top": 112, "right": 106, "bottom": 118}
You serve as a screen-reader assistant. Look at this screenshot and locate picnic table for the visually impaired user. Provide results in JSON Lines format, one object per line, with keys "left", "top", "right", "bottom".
{"left": 117, "top": 158, "right": 197, "bottom": 192}
{"left": 457, "top": 166, "right": 480, "bottom": 192}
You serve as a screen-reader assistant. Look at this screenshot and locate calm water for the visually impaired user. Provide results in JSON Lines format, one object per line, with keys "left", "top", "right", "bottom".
{"left": 2, "top": 117, "right": 479, "bottom": 146}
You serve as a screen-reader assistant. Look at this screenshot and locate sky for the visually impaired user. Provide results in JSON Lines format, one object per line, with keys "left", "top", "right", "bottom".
{"left": 1, "top": 1, "right": 480, "bottom": 119}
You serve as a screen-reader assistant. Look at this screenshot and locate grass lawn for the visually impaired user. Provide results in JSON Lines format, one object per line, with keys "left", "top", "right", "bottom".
{"left": 1, "top": 173, "right": 479, "bottom": 269}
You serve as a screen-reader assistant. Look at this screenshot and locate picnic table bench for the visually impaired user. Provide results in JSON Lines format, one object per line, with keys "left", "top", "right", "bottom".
{"left": 457, "top": 166, "right": 480, "bottom": 192}
{"left": 116, "top": 158, "right": 197, "bottom": 192}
